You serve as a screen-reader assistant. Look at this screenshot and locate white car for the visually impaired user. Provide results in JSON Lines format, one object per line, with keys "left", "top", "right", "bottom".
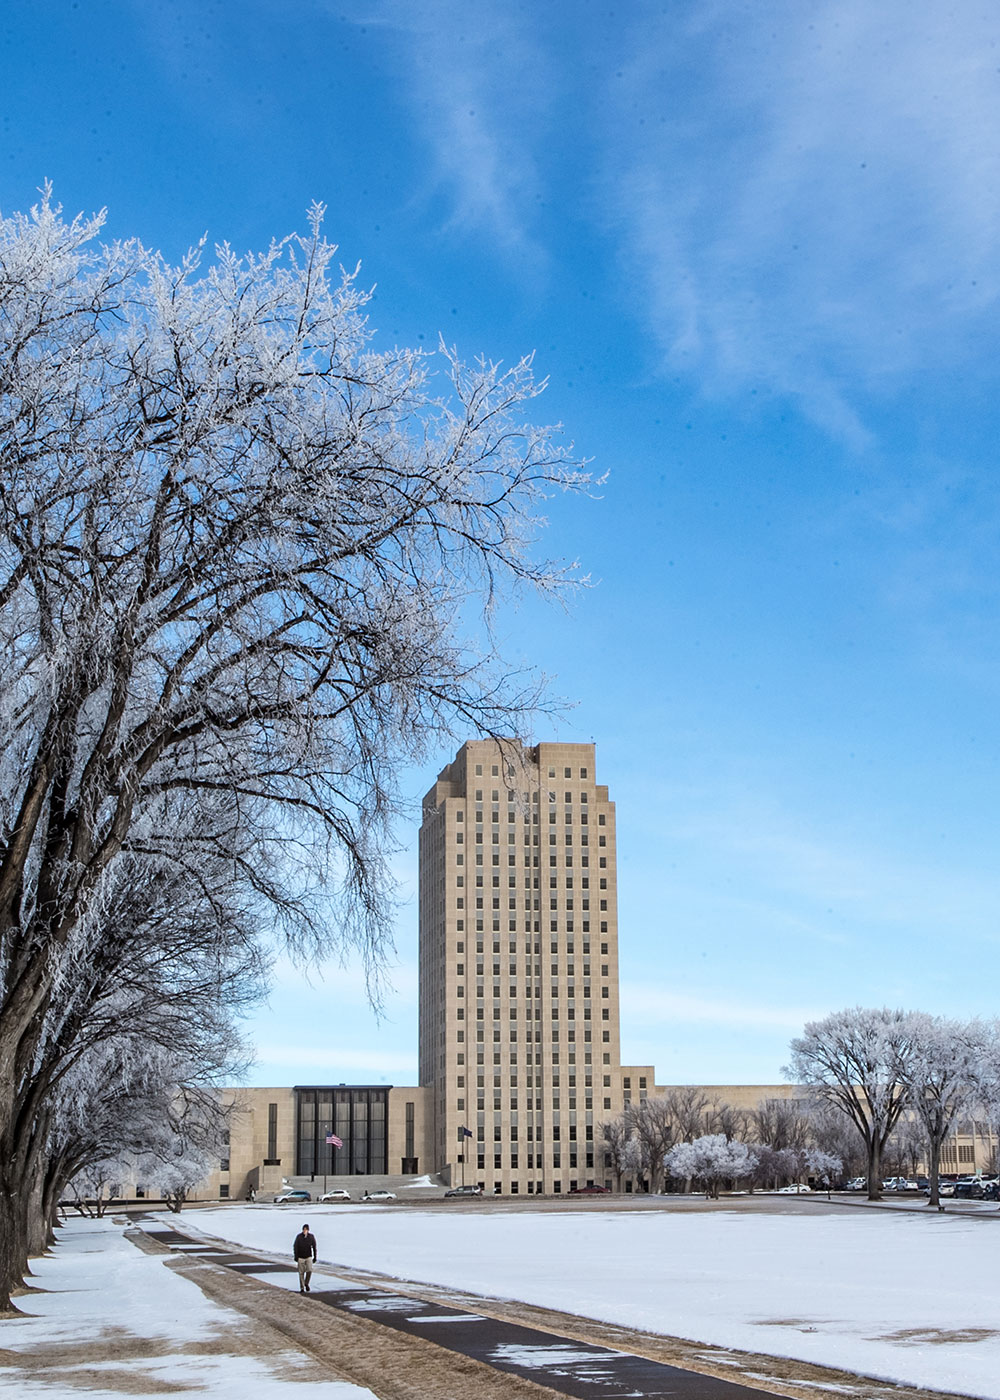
{"left": 777, "top": 1182, "right": 811, "bottom": 1193}
{"left": 360, "top": 1190, "right": 396, "bottom": 1202}
{"left": 319, "top": 1189, "right": 351, "bottom": 1202}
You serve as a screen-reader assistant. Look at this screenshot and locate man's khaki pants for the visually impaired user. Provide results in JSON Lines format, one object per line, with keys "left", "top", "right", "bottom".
{"left": 297, "top": 1256, "right": 313, "bottom": 1291}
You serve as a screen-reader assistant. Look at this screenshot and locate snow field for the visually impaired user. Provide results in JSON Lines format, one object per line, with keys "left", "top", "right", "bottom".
{"left": 0, "top": 1216, "right": 374, "bottom": 1399}
{"left": 182, "top": 1203, "right": 1000, "bottom": 1399}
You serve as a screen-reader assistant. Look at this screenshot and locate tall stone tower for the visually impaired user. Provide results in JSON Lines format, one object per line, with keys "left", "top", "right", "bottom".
{"left": 419, "top": 739, "right": 642, "bottom": 1195}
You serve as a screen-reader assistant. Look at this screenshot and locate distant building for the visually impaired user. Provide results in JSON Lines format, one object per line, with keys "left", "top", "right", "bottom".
{"left": 188, "top": 740, "right": 995, "bottom": 1201}
{"left": 418, "top": 738, "right": 651, "bottom": 1195}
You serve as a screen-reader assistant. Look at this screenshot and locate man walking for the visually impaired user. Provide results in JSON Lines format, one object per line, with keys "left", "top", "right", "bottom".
{"left": 293, "top": 1223, "right": 317, "bottom": 1293}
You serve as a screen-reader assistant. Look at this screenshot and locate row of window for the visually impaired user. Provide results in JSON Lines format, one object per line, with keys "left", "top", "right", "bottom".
{"left": 454, "top": 852, "right": 609, "bottom": 869}
{"left": 457, "top": 941, "right": 612, "bottom": 956}
{"left": 456, "top": 1050, "right": 608, "bottom": 1066}
{"left": 459, "top": 1097, "right": 597, "bottom": 1111}
{"left": 457, "top": 1072, "right": 598, "bottom": 1087}
{"left": 458, "top": 874, "right": 608, "bottom": 887}
{"left": 455, "top": 986, "right": 612, "bottom": 999}
{"left": 470, "top": 1154, "right": 596, "bottom": 1171}
{"left": 461, "top": 792, "right": 601, "bottom": 811}
{"left": 455, "top": 1007, "right": 613, "bottom": 1022}
{"left": 456, "top": 829, "right": 601, "bottom": 845}
{"left": 457, "top": 920, "right": 612, "bottom": 933}
{"left": 453, "top": 1027, "right": 612, "bottom": 1046}
{"left": 457, "top": 962, "right": 610, "bottom": 976}
{"left": 471, "top": 765, "right": 590, "bottom": 780}
{"left": 459, "top": 898, "right": 608, "bottom": 911}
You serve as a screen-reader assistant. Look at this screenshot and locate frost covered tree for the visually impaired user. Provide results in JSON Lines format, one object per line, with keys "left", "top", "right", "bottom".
{"left": 805, "top": 1097, "right": 867, "bottom": 1180}
{"left": 748, "top": 1144, "right": 800, "bottom": 1191}
{"left": 804, "top": 1148, "right": 842, "bottom": 1190}
{"left": 966, "top": 1019, "right": 1000, "bottom": 1195}
{"left": 133, "top": 1088, "right": 232, "bottom": 1214}
{"left": 664, "top": 1134, "right": 756, "bottom": 1199}
{"left": 630, "top": 1097, "right": 681, "bottom": 1194}
{"left": 752, "top": 1097, "right": 812, "bottom": 1153}
{"left": 56, "top": 1049, "right": 231, "bottom": 1226}
{"left": 601, "top": 1116, "right": 642, "bottom": 1191}
{"left": 706, "top": 1098, "right": 751, "bottom": 1143}
{"left": 36, "top": 937, "right": 248, "bottom": 1253}
{"left": 0, "top": 190, "right": 589, "bottom": 1306}
{"left": 902, "top": 1016, "right": 984, "bottom": 1206}
{"left": 8, "top": 833, "right": 260, "bottom": 1270}
{"left": 602, "top": 1089, "right": 712, "bottom": 1194}
{"left": 665, "top": 1086, "right": 711, "bottom": 1141}
{"left": 786, "top": 1008, "right": 918, "bottom": 1201}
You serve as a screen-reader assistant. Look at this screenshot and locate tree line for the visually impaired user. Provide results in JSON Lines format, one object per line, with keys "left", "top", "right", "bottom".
{"left": 602, "top": 1008, "right": 1000, "bottom": 1205}
{"left": 0, "top": 192, "right": 586, "bottom": 1309}
{"left": 601, "top": 1088, "right": 848, "bottom": 1197}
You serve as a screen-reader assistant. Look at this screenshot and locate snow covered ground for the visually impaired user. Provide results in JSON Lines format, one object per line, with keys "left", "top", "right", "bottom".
{"left": 0, "top": 1216, "right": 374, "bottom": 1399}
{"left": 182, "top": 1202, "right": 1000, "bottom": 1399}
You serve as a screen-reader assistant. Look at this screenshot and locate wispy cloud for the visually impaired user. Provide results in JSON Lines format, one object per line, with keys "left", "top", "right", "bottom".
{"left": 359, "top": 0, "right": 549, "bottom": 257}
{"left": 620, "top": 984, "right": 821, "bottom": 1032}
{"left": 601, "top": 1, "right": 1000, "bottom": 438}
{"left": 267, "top": 953, "right": 418, "bottom": 1006}
{"left": 254, "top": 1045, "right": 417, "bottom": 1075}
{"left": 710, "top": 818, "right": 1000, "bottom": 936}
{"left": 355, "top": 2, "right": 1000, "bottom": 436}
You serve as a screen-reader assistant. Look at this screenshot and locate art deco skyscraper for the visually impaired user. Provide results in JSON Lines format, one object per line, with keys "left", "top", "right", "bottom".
{"left": 419, "top": 739, "right": 644, "bottom": 1195}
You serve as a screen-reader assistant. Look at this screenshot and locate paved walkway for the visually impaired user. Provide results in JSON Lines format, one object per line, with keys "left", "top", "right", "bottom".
{"left": 141, "top": 1220, "right": 789, "bottom": 1400}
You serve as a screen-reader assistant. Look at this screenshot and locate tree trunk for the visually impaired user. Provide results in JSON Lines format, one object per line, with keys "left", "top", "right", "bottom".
{"left": 24, "top": 1155, "right": 49, "bottom": 1258}
{"left": 927, "top": 1134, "right": 942, "bottom": 1208}
{"left": 0, "top": 1163, "right": 29, "bottom": 1312}
{"left": 39, "top": 1159, "right": 67, "bottom": 1251}
{"left": 867, "top": 1140, "right": 882, "bottom": 1201}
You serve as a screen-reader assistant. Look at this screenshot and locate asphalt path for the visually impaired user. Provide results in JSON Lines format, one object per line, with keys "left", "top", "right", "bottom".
{"left": 140, "top": 1219, "right": 790, "bottom": 1399}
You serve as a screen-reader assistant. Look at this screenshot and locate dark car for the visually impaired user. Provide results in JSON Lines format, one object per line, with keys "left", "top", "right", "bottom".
{"left": 952, "top": 1178, "right": 983, "bottom": 1199}
{"left": 444, "top": 1184, "right": 483, "bottom": 1198}
{"left": 568, "top": 1185, "right": 611, "bottom": 1195}
{"left": 954, "top": 1176, "right": 999, "bottom": 1200}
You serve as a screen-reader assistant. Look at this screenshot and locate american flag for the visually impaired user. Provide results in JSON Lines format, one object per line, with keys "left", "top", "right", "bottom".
{"left": 325, "top": 1133, "right": 343, "bottom": 1148}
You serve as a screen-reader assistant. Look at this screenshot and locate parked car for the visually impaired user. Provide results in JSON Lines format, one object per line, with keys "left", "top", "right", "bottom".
{"left": 938, "top": 1178, "right": 957, "bottom": 1197}
{"left": 953, "top": 1177, "right": 996, "bottom": 1200}
{"left": 845, "top": 1177, "right": 866, "bottom": 1192}
{"left": 273, "top": 1189, "right": 312, "bottom": 1204}
{"left": 568, "top": 1185, "right": 611, "bottom": 1195}
{"left": 360, "top": 1190, "right": 396, "bottom": 1202}
{"left": 777, "top": 1183, "right": 811, "bottom": 1194}
{"left": 319, "top": 1189, "right": 351, "bottom": 1202}
{"left": 444, "top": 1184, "right": 483, "bottom": 1198}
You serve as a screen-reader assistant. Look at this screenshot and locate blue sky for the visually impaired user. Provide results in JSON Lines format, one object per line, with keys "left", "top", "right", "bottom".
{"left": 6, "top": 0, "right": 1000, "bottom": 1085}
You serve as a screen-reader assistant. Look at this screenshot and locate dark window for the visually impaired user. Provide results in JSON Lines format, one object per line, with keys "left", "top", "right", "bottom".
{"left": 265, "top": 1102, "right": 279, "bottom": 1164}
{"left": 295, "top": 1087, "right": 388, "bottom": 1176}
